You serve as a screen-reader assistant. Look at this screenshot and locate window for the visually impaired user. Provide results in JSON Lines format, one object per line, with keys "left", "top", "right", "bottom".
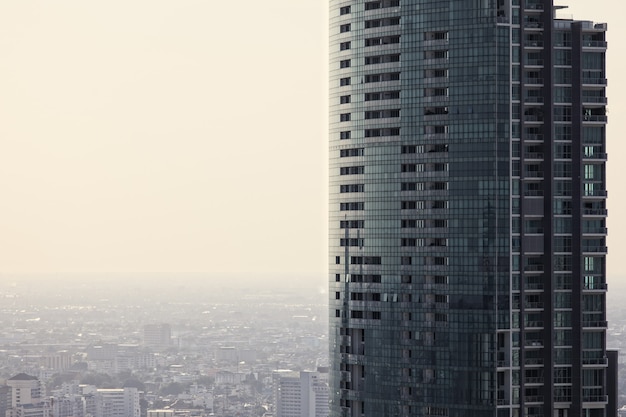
{"left": 424, "top": 106, "right": 449, "bottom": 115}
{"left": 424, "top": 87, "right": 448, "bottom": 97}
{"left": 351, "top": 310, "right": 364, "bottom": 319}
{"left": 424, "top": 31, "right": 448, "bottom": 41}
{"left": 425, "top": 125, "right": 448, "bottom": 134}
{"left": 340, "top": 95, "right": 351, "bottom": 104}
{"left": 340, "top": 59, "right": 351, "bottom": 68}
{"left": 365, "top": 0, "right": 400, "bottom": 10}
{"left": 340, "top": 184, "right": 364, "bottom": 193}
{"left": 341, "top": 238, "right": 364, "bottom": 247}
{"left": 340, "top": 113, "right": 351, "bottom": 122}
{"left": 340, "top": 41, "right": 351, "bottom": 51}
{"left": 401, "top": 238, "right": 424, "bottom": 247}
{"left": 340, "top": 166, "right": 365, "bottom": 175}
{"left": 340, "top": 77, "right": 351, "bottom": 86}
{"left": 340, "top": 131, "right": 351, "bottom": 140}
{"left": 336, "top": 256, "right": 341, "bottom": 264}
{"left": 365, "top": 54, "right": 401, "bottom": 65}
{"left": 365, "top": 35, "right": 401, "bottom": 47}
{"left": 339, "top": 5, "right": 351, "bottom": 15}
{"left": 365, "top": 90, "right": 400, "bottom": 101}
{"left": 364, "top": 72, "right": 401, "bottom": 83}
{"left": 340, "top": 202, "right": 364, "bottom": 211}
{"left": 364, "top": 17, "right": 400, "bottom": 28}
{"left": 424, "top": 50, "right": 448, "bottom": 59}
{"left": 350, "top": 274, "right": 381, "bottom": 283}
{"left": 351, "top": 256, "right": 382, "bottom": 265}
{"left": 340, "top": 220, "right": 365, "bottom": 228}
{"left": 401, "top": 256, "right": 412, "bottom": 265}
{"left": 340, "top": 23, "right": 351, "bottom": 33}
{"left": 365, "top": 127, "right": 400, "bottom": 137}
{"left": 340, "top": 148, "right": 364, "bottom": 157}
{"left": 364, "top": 109, "right": 400, "bottom": 119}
{"left": 335, "top": 274, "right": 341, "bottom": 282}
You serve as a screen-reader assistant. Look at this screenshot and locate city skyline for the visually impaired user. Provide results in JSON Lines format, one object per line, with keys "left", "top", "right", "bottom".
{"left": 0, "top": 1, "right": 624, "bottom": 287}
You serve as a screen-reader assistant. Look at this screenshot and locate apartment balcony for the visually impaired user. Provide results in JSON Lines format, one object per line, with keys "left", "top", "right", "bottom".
{"left": 524, "top": 301, "right": 544, "bottom": 310}
{"left": 524, "top": 96, "right": 544, "bottom": 104}
{"left": 524, "top": 377, "right": 544, "bottom": 385}
{"left": 525, "top": 357, "right": 544, "bottom": 366}
{"left": 583, "top": 395, "right": 609, "bottom": 403}
{"left": 524, "top": 78, "right": 544, "bottom": 86}
{"left": 524, "top": 21, "right": 544, "bottom": 30}
{"left": 582, "top": 96, "right": 607, "bottom": 105}
{"left": 525, "top": 133, "right": 544, "bottom": 141}
{"left": 423, "top": 39, "right": 449, "bottom": 48}
{"left": 524, "top": 152, "right": 544, "bottom": 160}
{"left": 582, "top": 77, "right": 607, "bottom": 86}
{"left": 583, "top": 152, "right": 607, "bottom": 161}
{"left": 582, "top": 246, "right": 607, "bottom": 253}
{"left": 583, "top": 282, "right": 608, "bottom": 291}
{"left": 582, "top": 40, "right": 608, "bottom": 49}
{"left": 583, "top": 115, "right": 607, "bottom": 123}
{"left": 524, "top": 2, "right": 544, "bottom": 11}
{"left": 525, "top": 395, "right": 544, "bottom": 404}
{"left": 524, "top": 42, "right": 544, "bottom": 50}
{"left": 583, "top": 227, "right": 608, "bottom": 235}
{"left": 525, "top": 340, "right": 544, "bottom": 348}
{"left": 583, "top": 189, "right": 608, "bottom": 198}
{"left": 583, "top": 208, "right": 607, "bottom": 216}
{"left": 582, "top": 319, "right": 608, "bottom": 328}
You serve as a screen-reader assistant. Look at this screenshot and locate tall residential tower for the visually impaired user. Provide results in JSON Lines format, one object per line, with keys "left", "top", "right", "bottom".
{"left": 329, "top": 1, "right": 612, "bottom": 416}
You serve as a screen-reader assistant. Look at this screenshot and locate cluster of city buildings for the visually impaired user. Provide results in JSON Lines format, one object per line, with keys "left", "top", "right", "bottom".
{"left": 0, "top": 373, "right": 139, "bottom": 417}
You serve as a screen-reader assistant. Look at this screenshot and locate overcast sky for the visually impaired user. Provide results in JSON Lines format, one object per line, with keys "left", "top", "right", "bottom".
{"left": 0, "top": 2, "right": 623, "bottom": 284}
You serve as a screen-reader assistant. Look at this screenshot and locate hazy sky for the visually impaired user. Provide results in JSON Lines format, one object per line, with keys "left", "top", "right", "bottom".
{"left": 0, "top": 2, "right": 623, "bottom": 282}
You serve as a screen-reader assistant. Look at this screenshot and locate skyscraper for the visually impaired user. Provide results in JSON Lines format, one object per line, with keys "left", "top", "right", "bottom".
{"left": 329, "top": 1, "right": 612, "bottom": 416}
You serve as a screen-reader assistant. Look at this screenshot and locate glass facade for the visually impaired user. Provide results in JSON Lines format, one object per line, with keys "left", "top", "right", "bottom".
{"left": 329, "top": 1, "right": 611, "bottom": 416}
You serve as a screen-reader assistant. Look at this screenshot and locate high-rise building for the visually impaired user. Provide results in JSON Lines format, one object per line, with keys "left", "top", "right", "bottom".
{"left": 274, "top": 369, "right": 330, "bottom": 417}
{"left": 5, "top": 374, "right": 50, "bottom": 417}
{"left": 94, "top": 388, "right": 140, "bottom": 417}
{"left": 329, "top": 1, "right": 613, "bottom": 416}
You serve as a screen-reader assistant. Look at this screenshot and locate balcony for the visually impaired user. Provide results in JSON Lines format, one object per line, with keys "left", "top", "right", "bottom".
{"left": 583, "top": 152, "right": 607, "bottom": 161}
{"left": 582, "top": 41, "right": 608, "bottom": 48}
{"left": 583, "top": 282, "right": 608, "bottom": 290}
{"left": 582, "top": 319, "right": 608, "bottom": 328}
{"left": 583, "top": 189, "right": 608, "bottom": 198}
{"left": 582, "top": 395, "right": 609, "bottom": 403}
{"left": 583, "top": 227, "right": 608, "bottom": 235}
{"left": 583, "top": 115, "right": 607, "bottom": 123}
{"left": 524, "top": 21, "right": 544, "bottom": 30}
{"left": 582, "top": 356, "right": 608, "bottom": 366}
{"left": 524, "top": 78, "right": 544, "bottom": 86}
{"left": 524, "top": 2, "right": 544, "bottom": 11}
{"left": 525, "top": 340, "right": 543, "bottom": 348}
{"left": 583, "top": 208, "right": 607, "bottom": 216}
{"left": 582, "top": 77, "right": 607, "bottom": 86}
{"left": 582, "top": 246, "right": 607, "bottom": 253}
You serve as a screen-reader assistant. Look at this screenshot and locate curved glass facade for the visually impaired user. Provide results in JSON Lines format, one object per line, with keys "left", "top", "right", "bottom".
{"left": 329, "top": 1, "right": 610, "bottom": 416}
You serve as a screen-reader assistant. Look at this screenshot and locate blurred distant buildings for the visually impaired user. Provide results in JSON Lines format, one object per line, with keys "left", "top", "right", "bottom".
{"left": 143, "top": 324, "right": 172, "bottom": 350}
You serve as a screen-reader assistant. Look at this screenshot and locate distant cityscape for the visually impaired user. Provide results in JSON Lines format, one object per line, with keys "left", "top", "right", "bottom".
{"left": 0, "top": 276, "right": 328, "bottom": 417}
